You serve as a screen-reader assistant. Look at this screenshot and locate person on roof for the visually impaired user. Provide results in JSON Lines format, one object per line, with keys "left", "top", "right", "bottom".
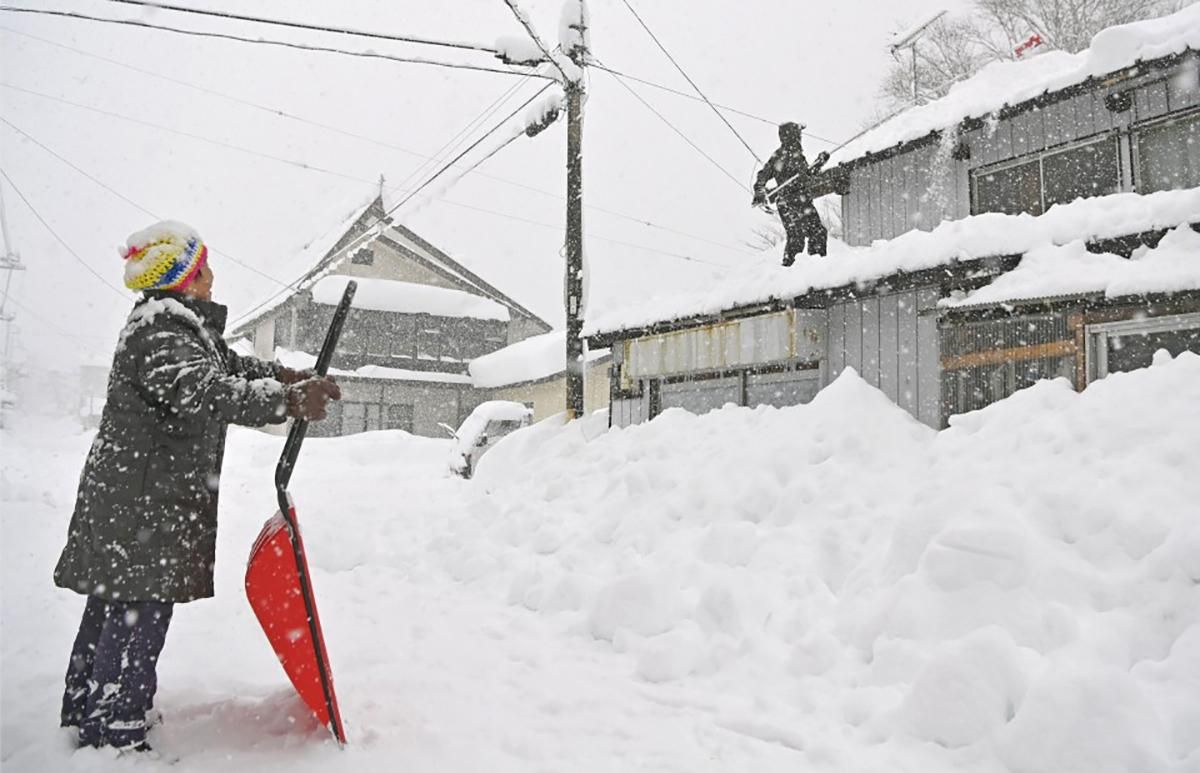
{"left": 752, "top": 121, "right": 830, "bottom": 265}
{"left": 53, "top": 221, "right": 341, "bottom": 756}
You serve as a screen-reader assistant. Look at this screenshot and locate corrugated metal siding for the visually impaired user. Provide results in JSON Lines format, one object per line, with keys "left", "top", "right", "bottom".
{"left": 660, "top": 376, "right": 741, "bottom": 415}
{"left": 842, "top": 59, "right": 1200, "bottom": 247}
{"left": 823, "top": 289, "right": 939, "bottom": 427}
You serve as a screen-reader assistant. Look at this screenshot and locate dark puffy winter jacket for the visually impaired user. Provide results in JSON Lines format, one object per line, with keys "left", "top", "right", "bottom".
{"left": 754, "top": 145, "right": 826, "bottom": 205}
{"left": 54, "top": 291, "right": 287, "bottom": 603}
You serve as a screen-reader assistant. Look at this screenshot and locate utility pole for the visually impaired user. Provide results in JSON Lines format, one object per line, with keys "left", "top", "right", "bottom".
{"left": 500, "top": 0, "right": 588, "bottom": 419}
{"left": 563, "top": 6, "right": 587, "bottom": 420}
{"left": 0, "top": 181, "right": 25, "bottom": 427}
{"left": 889, "top": 10, "right": 946, "bottom": 105}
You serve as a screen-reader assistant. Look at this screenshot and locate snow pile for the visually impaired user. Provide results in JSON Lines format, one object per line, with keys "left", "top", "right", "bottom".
{"left": 458, "top": 354, "right": 1200, "bottom": 771}
{"left": 584, "top": 186, "right": 1200, "bottom": 337}
{"left": 311, "top": 275, "right": 509, "bottom": 321}
{"left": 946, "top": 224, "right": 1200, "bottom": 307}
{"left": 829, "top": 3, "right": 1200, "bottom": 167}
{"left": 469, "top": 330, "right": 608, "bottom": 388}
{"left": 276, "top": 346, "right": 472, "bottom": 384}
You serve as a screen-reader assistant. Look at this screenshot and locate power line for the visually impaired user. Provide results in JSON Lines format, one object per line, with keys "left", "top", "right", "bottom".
{"left": 618, "top": 0, "right": 762, "bottom": 163}
{"left": 601, "top": 69, "right": 749, "bottom": 192}
{"left": 395, "top": 83, "right": 555, "bottom": 211}
{"left": 104, "top": 0, "right": 495, "bottom": 54}
{"left": 392, "top": 77, "right": 532, "bottom": 198}
{"left": 0, "top": 168, "right": 130, "bottom": 300}
{"left": 588, "top": 61, "right": 842, "bottom": 148}
{"left": 441, "top": 199, "right": 729, "bottom": 267}
{"left": 499, "top": 0, "right": 572, "bottom": 82}
{"left": 0, "top": 116, "right": 292, "bottom": 289}
{"left": 0, "top": 6, "right": 545, "bottom": 79}
{"left": 0, "top": 27, "right": 752, "bottom": 256}
{"left": 0, "top": 82, "right": 386, "bottom": 188}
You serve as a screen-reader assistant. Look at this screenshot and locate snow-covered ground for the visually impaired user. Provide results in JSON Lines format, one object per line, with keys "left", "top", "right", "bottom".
{"left": 3, "top": 354, "right": 1199, "bottom": 771}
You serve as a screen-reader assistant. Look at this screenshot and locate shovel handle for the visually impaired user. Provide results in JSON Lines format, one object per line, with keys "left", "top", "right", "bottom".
{"left": 274, "top": 281, "right": 357, "bottom": 494}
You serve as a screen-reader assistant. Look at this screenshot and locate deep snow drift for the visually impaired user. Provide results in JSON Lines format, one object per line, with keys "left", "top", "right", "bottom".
{"left": 2, "top": 354, "right": 1198, "bottom": 772}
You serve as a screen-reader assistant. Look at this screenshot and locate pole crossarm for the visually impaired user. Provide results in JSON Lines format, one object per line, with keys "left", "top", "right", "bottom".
{"left": 499, "top": 0, "right": 580, "bottom": 84}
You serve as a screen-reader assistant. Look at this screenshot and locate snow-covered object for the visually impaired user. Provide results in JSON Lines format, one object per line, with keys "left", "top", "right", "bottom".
{"left": 495, "top": 34, "right": 545, "bottom": 65}
{"left": 453, "top": 400, "right": 532, "bottom": 448}
{"left": 524, "top": 90, "right": 564, "bottom": 135}
{"left": 829, "top": 4, "right": 1200, "bottom": 167}
{"left": 468, "top": 330, "right": 607, "bottom": 388}
{"left": 4, "top": 353, "right": 1200, "bottom": 768}
{"left": 945, "top": 225, "right": 1200, "bottom": 307}
{"left": 583, "top": 186, "right": 1200, "bottom": 337}
{"left": 558, "top": 0, "right": 589, "bottom": 54}
{"left": 448, "top": 400, "right": 533, "bottom": 475}
{"left": 275, "top": 347, "right": 472, "bottom": 384}
{"left": 310, "top": 275, "right": 509, "bottom": 321}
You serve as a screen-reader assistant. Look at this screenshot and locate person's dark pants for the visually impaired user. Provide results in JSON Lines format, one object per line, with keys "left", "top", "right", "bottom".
{"left": 61, "top": 595, "right": 173, "bottom": 749}
{"left": 778, "top": 199, "right": 828, "bottom": 264}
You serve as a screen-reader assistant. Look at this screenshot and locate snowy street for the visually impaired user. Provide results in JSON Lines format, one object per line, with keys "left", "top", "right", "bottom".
{"left": 4, "top": 357, "right": 1200, "bottom": 772}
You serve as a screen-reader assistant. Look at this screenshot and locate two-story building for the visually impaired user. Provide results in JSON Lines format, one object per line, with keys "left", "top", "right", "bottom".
{"left": 230, "top": 193, "right": 552, "bottom": 437}
{"left": 585, "top": 6, "right": 1200, "bottom": 429}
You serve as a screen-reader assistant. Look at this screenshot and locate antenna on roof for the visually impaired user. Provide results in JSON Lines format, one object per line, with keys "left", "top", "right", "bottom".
{"left": 889, "top": 10, "right": 947, "bottom": 104}
{"left": 377, "top": 173, "right": 386, "bottom": 201}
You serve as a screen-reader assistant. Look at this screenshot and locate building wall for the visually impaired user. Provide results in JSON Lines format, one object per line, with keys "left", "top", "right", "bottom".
{"left": 608, "top": 290, "right": 944, "bottom": 430}
{"left": 310, "top": 377, "right": 471, "bottom": 438}
{"left": 488, "top": 359, "right": 611, "bottom": 421}
{"left": 843, "top": 56, "right": 1200, "bottom": 246}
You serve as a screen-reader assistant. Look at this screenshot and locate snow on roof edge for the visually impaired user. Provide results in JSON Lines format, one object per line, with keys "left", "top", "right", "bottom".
{"left": 828, "top": 5, "right": 1200, "bottom": 169}
{"left": 469, "top": 330, "right": 609, "bottom": 388}
{"left": 582, "top": 186, "right": 1200, "bottom": 340}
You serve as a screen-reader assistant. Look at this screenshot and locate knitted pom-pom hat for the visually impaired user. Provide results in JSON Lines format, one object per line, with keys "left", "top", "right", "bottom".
{"left": 120, "top": 221, "right": 208, "bottom": 292}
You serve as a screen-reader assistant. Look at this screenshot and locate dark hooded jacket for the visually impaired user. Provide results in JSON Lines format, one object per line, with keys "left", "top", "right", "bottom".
{"left": 54, "top": 291, "right": 287, "bottom": 603}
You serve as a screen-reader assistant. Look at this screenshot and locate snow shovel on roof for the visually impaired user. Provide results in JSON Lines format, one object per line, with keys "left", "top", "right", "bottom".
{"left": 245, "top": 281, "right": 356, "bottom": 747}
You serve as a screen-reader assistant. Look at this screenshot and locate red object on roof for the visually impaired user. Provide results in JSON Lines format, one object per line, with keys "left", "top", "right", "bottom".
{"left": 246, "top": 505, "right": 346, "bottom": 745}
{"left": 1015, "top": 33, "right": 1045, "bottom": 58}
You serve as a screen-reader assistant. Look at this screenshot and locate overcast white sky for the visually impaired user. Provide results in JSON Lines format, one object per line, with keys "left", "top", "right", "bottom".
{"left": 1, "top": 0, "right": 965, "bottom": 369}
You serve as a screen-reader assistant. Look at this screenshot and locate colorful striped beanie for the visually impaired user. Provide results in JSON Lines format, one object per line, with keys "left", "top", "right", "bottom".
{"left": 120, "top": 221, "right": 208, "bottom": 292}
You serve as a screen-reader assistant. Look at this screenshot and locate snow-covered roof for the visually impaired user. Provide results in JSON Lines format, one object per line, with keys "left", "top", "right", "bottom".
{"left": 276, "top": 347, "right": 473, "bottom": 385}
{"left": 312, "top": 275, "right": 509, "bottom": 321}
{"left": 829, "top": 4, "right": 1200, "bottom": 168}
{"left": 944, "top": 224, "right": 1200, "bottom": 309}
{"left": 583, "top": 186, "right": 1200, "bottom": 339}
{"left": 468, "top": 330, "right": 609, "bottom": 388}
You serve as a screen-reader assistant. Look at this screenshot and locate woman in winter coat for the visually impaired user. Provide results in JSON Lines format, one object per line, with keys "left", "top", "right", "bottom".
{"left": 54, "top": 221, "right": 341, "bottom": 755}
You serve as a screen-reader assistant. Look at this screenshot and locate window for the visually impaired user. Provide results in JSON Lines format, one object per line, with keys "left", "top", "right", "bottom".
{"left": 1042, "top": 139, "right": 1119, "bottom": 208}
{"left": 386, "top": 404, "right": 414, "bottom": 432}
{"left": 1086, "top": 313, "right": 1200, "bottom": 382}
{"left": 974, "top": 158, "right": 1042, "bottom": 216}
{"left": 1138, "top": 114, "right": 1200, "bottom": 194}
{"left": 351, "top": 248, "right": 375, "bottom": 265}
{"left": 390, "top": 319, "right": 415, "bottom": 361}
{"left": 972, "top": 137, "right": 1120, "bottom": 216}
{"left": 339, "top": 310, "right": 366, "bottom": 354}
{"left": 419, "top": 327, "right": 443, "bottom": 360}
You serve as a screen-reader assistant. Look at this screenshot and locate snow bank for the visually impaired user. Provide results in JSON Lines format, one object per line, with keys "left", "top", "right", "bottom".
{"left": 276, "top": 346, "right": 472, "bottom": 384}
{"left": 468, "top": 330, "right": 608, "bottom": 388}
{"left": 946, "top": 224, "right": 1200, "bottom": 307}
{"left": 583, "top": 186, "right": 1200, "bottom": 337}
{"left": 458, "top": 354, "right": 1200, "bottom": 771}
{"left": 311, "top": 275, "right": 509, "bottom": 321}
{"left": 829, "top": 4, "right": 1200, "bottom": 167}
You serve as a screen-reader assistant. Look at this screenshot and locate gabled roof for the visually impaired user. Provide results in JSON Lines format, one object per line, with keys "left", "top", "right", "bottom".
{"left": 230, "top": 192, "right": 550, "bottom": 336}
{"left": 827, "top": 4, "right": 1200, "bottom": 171}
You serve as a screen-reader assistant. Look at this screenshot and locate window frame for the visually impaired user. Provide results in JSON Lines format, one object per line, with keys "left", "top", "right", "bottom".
{"left": 1132, "top": 109, "right": 1200, "bottom": 194}
{"left": 1084, "top": 312, "right": 1200, "bottom": 383}
{"left": 971, "top": 133, "right": 1121, "bottom": 217}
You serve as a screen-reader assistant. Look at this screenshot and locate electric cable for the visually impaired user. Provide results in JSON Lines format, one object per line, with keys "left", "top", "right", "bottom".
{"left": 104, "top": 0, "right": 495, "bottom": 53}
{"left": 618, "top": 0, "right": 762, "bottom": 162}
{"left": 601, "top": 69, "right": 749, "bottom": 192}
{"left": 0, "top": 6, "right": 545, "bottom": 79}
{"left": 0, "top": 168, "right": 130, "bottom": 300}
{"left": 0, "top": 116, "right": 293, "bottom": 288}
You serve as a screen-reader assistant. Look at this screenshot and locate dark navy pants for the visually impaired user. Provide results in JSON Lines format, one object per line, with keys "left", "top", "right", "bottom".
{"left": 61, "top": 595, "right": 173, "bottom": 749}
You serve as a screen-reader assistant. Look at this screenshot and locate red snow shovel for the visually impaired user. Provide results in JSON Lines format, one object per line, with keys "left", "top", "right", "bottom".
{"left": 246, "top": 281, "right": 356, "bottom": 747}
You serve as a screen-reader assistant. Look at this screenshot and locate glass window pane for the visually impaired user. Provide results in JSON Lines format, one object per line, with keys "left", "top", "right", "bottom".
{"left": 973, "top": 159, "right": 1043, "bottom": 216}
{"left": 1138, "top": 115, "right": 1200, "bottom": 194}
{"left": 1043, "top": 139, "right": 1119, "bottom": 208}
{"left": 386, "top": 404, "right": 414, "bottom": 432}
{"left": 1106, "top": 326, "right": 1200, "bottom": 373}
